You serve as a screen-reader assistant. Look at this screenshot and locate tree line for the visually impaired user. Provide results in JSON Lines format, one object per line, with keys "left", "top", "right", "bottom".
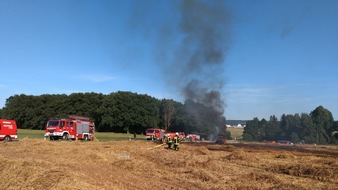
{"left": 0, "top": 92, "right": 223, "bottom": 136}
{"left": 243, "top": 106, "right": 338, "bottom": 144}
{"left": 1, "top": 92, "right": 337, "bottom": 144}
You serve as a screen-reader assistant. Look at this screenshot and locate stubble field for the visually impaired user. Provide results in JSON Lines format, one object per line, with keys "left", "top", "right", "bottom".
{"left": 0, "top": 139, "right": 337, "bottom": 190}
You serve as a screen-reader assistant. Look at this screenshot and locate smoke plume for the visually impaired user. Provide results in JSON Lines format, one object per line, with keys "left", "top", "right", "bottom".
{"left": 129, "top": 0, "right": 232, "bottom": 138}
{"left": 173, "top": 0, "right": 232, "bottom": 138}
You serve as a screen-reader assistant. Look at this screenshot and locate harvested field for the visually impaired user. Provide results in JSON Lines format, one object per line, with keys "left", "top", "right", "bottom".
{"left": 1, "top": 139, "right": 337, "bottom": 190}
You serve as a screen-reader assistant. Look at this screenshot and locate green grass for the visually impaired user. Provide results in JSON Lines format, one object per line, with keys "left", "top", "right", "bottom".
{"left": 18, "top": 128, "right": 243, "bottom": 141}
{"left": 17, "top": 129, "right": 146, "bottom": 141}
{"left": 227, "top": 127, "right": 244, "bottom": 139}
{"left": 94, "top": 132, "right": 145, "bottom": 142}
{"left": 18, "top": 129, "right": 45, "bottom": 139}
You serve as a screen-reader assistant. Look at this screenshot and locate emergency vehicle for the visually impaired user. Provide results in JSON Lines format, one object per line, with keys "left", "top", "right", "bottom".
{"left": 0, "top": 119, "right": 17, "bottom": 141}
{"left": 166, "top": 132, "right": 186, "bottom": 139}
{"left": 186, "top": 134, "right": 201, "bottom": 141}
{"left": 44, "top": 115, "right": 95, "bottom": 141}
{"left": 145, "top": 128, "right": 166, "bottom": 141}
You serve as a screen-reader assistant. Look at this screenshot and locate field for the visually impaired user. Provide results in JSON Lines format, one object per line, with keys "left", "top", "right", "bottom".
{"left": 18, "top": 128, "right": 244, "bottom": 141}
{"left": 17, "top": 129, "right": 145, "bottom": 141}
{"left": 227, "top": 127, "right": 244, "bottom": 139}
{"left": 1, "top": 134, "right": 337, "bottom": 190}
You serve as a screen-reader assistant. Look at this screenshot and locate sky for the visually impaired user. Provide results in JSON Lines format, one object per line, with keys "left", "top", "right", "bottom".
{"left": 0, "top": 0, "right": 337, "bottom": 120}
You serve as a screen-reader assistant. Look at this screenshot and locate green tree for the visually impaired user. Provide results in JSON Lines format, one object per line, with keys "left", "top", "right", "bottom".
{"left": 97, "top": 93, "right": 117, "bottom": 132}
{"left": 290, "top": 132, "right": 300, "bottom": 143}
{"left": 279, "top": 114, "right": 301, "bottom": 142}
{"left": 243, "top": 117, "right": 260, "bottom": 141}
{"left": 310, "top": 106, "right": 334, "bottom": 144}
{"left": 265, "top": 115, "right": 280, "bottom": 141}
{"left": 299, "top": 113, "right": 316, "bottom": 144}
{"left": 225, "top": 130, "right": 232, "bottom": 140}
{"left": 332, "top": 121, "right": 338, "bottom": 144}
{"left": 98, "top": 91, "right": 160, "bottom": 133}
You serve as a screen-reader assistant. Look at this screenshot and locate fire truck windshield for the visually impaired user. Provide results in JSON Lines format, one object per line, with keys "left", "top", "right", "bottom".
{"left": 146, "top": 130, "right": 154, "bottom": 133}
{"left": 47, "top": 121, "right": 60, "bottom": 127}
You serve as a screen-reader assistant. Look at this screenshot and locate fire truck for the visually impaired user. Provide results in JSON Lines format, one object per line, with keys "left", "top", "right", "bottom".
{"left": 0, "top": 119, "right": 17, "bottom": 141}
{"left": 166, "top": 132, "right": 186, "bottom": 139}
{"left": 44, "top": 115, "right": 95, "bottom": 141}
{"left": 145, "top": 128, "right": 166, "bottom": 141}
{"left": 186, "top": 134, "right": 201, "bottom": 141}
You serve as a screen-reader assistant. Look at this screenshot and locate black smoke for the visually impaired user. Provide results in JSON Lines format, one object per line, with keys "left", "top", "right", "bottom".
{"left": 173, "top": 0, "right": 232, "bottom": 139}
{"left": 128, "top": 0, "right": 232, "bottom": 139}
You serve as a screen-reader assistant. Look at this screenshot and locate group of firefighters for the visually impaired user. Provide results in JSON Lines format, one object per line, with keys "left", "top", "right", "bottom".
{"left": 165, "top": 132, "right": 181, "bottom": 151}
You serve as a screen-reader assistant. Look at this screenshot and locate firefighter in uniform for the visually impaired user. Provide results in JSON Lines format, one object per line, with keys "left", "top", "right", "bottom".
{"left": 173, "top": 132, "right": 180, "bottom": 151}
{"left": 166, "top": 134, "right": 173, "bottom": 150}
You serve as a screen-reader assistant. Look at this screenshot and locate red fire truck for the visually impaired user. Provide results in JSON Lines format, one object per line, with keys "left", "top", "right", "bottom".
{"left": 186, "top": 134, "right": 201, "bottom": 141}
{"left": 145, "top": 128, "right": 166, "bottom": 141}
{"left": 166, "top": 132, "right": 186, "bottom": 139}
{"left": 44, "top": 115, "right": 95, "bottom": 141}
{"left": 0, "top": 119, "right": 17, "bottom": 141}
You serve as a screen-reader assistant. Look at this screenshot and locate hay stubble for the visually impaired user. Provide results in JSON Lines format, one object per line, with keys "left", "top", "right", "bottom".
{"left": 0, "top": 139, "right": 337, "bottom": 190}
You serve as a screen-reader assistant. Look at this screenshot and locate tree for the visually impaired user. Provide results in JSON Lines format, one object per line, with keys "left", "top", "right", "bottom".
{"left": 290, "top": 132, "right": 300, "bottom": 143}
{"left": 310, "top": 106, "right": 334, "bottom": 144}
{"left": 162, "top": 100, "right": 175, "bottom": 132}
{"left": 299, "top": 113, "right": 316, "bottom": 144}
{"left": 243, "top": 117, "right": 260, "bottom": 141}
{"left": 265, "top": 115, "right": 280, "bottom": 141}
{"left": 279, "top": 114, "right": 301, "bottom": 142}
{"left": 98, "top": 91, "right": 160, "bottom": 133}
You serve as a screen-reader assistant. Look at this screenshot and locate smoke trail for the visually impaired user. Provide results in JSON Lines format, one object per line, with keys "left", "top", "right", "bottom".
{"left": 128, "top": 0, "right": 232, "bottom": 138}
{"left": 174, "top": 0, "right": 232, "bottom": 138}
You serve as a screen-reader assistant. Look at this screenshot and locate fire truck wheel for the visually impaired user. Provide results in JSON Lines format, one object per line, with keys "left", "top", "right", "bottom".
{"left": 4, "top": 136, "right": 11, "bottom": 141}
{"left": 84, "top": 135, "right": 89, "bottom": 141}
{"left": 62, "top": 133, "right": 69, "bottom": 140}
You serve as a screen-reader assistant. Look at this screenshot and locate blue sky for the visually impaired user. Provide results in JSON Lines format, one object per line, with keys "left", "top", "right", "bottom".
{"left": 0, "top": 0, "right": 337, "bottom": 120}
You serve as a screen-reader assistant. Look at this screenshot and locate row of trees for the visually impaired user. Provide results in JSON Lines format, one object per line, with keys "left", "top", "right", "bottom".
{"left": 1, "top": 92, "right": 337, "bottom": 144}
{"left": 0, "top": 92, "right": 225, "bottom": 137}
{"left": 243, "top": 106, "right": 338, "bottom": 144}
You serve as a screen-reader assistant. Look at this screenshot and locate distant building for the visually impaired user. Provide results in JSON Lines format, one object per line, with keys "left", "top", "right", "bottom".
{"left": 226, "top": 124, "right": 246, "bottom": 128}
{"left": 225, "top": 120, "right": 247, "bottom": 128}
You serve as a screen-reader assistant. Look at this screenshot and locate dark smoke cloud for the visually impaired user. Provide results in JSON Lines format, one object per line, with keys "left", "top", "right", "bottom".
{"left": 128, "top": 0, "right": 232, "bottom": 137}
{"left": 173, "top": 0, "right": 232, "bottom": 137}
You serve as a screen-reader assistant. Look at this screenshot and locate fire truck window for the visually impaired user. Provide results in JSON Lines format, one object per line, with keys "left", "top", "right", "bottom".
{"left": 48, "top": 121, "right": 59, "bottom": 127}
{"left": 61, "top": 121, "right": 65, "bottom": 128}
{"left": 70, "top": 122, "right": 73, "bottom": 127}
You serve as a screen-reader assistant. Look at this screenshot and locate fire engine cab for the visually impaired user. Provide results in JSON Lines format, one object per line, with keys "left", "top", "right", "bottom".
{"left": 0, "top": 119, "right": 17, "bottom": 141}
{"left": 145, "top": 128, "right": 165, "bottom": 141}
{"left": 44, "top": 115, "right": 95, "bottom": 141}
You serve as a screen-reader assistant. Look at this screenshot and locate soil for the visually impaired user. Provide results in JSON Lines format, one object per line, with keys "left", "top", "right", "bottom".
{"left": 1, "top": 139, "right": 337, "bottom": 190}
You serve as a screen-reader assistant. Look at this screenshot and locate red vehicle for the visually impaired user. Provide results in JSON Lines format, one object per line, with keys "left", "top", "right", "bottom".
{"left": 0, "top": 119, "right": 17, "bottom": 141}
{"left": 166, "top": 132, "right": 185, "bottom": 139}
{"left": 44, "top": 115, "right": 95, "bottom": 141}
{"left": 186, "top": 134, "right": 200, "bottom": 141}
{"left": 145, "top": 128, "right": 166, "bottom": 141}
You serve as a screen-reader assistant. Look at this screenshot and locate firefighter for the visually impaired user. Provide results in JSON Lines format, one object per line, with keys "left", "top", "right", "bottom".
{"left": 166, "top": 134, "right": 173, "bottom": 150}
{"left": 173, "top": 132, "right": 180, "bottom": 151}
